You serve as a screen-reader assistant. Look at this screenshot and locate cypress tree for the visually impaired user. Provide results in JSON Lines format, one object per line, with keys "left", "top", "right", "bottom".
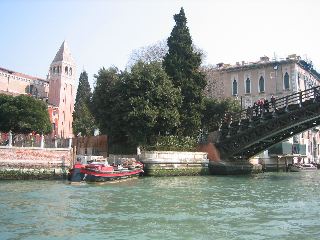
{"left": 163, "top": 7, "right": 206, "bottom": 137}
{"left": 73, "top": 71, "right": 95, "bottom": 136}
{"left": 75, "top": 71, "right": 91, "bottom": 105}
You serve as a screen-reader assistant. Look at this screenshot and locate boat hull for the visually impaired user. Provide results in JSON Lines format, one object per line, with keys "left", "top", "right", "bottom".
{"left": 69, "top": 164, "right": 144, "bottom": 183}
{"left": 289, "top": 164, "right": 317, "bottom": 172}
{"left": 82, "top": 169, "right": 143, "bottom": 182}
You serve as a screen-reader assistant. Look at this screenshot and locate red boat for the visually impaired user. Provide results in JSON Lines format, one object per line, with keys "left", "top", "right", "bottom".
{"left": 69, "top": 160, "right": 144, "bottom": 183}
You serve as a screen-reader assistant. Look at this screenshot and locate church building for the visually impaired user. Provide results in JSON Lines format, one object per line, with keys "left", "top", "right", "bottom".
{"left": 0, "top": 41, "right": 76, "bottom": 138}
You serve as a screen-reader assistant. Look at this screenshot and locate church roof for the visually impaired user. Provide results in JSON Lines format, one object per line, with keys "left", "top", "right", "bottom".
{"left": 52, "top": 41, "right": 75, "bottom": 64}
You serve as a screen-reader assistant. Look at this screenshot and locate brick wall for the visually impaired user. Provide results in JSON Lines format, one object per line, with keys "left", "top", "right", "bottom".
{"left": 0, "top": 147, "right": 74, "bottom": 179}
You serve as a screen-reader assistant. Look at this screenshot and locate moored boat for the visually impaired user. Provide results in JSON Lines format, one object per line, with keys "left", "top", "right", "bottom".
{"left": 289, "top": 163, "right": 317, "bottom": 172}
{"left": 69, "top": 159, "right": 144, "bottom": 183}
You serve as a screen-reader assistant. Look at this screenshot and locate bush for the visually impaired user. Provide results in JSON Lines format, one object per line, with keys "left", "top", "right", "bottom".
{"left": 143, "top": 135, "right": 197, "bottom": 151}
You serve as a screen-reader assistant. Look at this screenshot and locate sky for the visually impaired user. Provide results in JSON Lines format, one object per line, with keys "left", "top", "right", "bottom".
{"left": 1, "top": 0, "right": 320, "bottom": 87}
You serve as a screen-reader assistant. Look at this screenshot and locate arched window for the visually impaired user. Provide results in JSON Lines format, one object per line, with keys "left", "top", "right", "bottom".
{"left": 245, "top": 77, "right": 251, "bottom": 94}
{"left": 69, "top": 67, "right": 72, "bottom": 76}
{"left": 65, "top": 66, "right": 68, "bottom": 75}
{"left": 53, "top": 67, "right": 56, "bottom": 74}
{"left": 232, "top": 79, "right": 238, "bottom": 96}
{"left": 259, "top": 76, "right": 265, "bottom": 93}
{"left": 57, "top": 66, "right": 60, "bottom": 74}
{"left": 284, "top": 72, "right": 290, "bottom": 90}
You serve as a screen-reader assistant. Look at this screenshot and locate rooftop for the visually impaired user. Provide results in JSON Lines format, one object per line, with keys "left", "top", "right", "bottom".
{"left": 215, "top": 54, "right": 320, "bottom": 80}
{"left": 0, "top": 67, "right": 48, "bottom": 83}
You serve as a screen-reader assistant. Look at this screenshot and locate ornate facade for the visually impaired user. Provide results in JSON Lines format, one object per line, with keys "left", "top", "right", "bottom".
{"left": 205, "top": 54, "right": 320, "bottom": 164}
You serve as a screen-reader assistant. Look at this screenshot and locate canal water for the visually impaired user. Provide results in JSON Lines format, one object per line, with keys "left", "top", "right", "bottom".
{"left": 1, "top": 172, "right": 320, "bottom": 240}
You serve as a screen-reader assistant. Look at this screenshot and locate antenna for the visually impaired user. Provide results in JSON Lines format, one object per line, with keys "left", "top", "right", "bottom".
{"left": 273, "top": 52, "right": 278, "bottom": 61}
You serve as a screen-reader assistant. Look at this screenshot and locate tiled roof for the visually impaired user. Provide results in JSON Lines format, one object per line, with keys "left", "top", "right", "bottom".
{"left": 52, "top": 40, "right": 75, "bottom": 63}
{"left": 0, "top": 67, "right": 48, "bottom": 83}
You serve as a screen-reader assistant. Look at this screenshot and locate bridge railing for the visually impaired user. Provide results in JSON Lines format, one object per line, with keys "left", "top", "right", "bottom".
{"left": 220, "top": 86, "right": 320, "bottom": 130}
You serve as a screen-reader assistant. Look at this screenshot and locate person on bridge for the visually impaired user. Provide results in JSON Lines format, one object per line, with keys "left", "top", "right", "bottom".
{"left": 271, "top": 95, "right": 276, "bottom": 109}
{"left": 246, "top": 106, "right": 253, "bottom": 119}
{"left": 257, "top": 99, "right": 264, "bottom": 115}
{"left": 264, "top": 98, "right": 270, "bottom": 112}
{"left": 253, "top": 102, "right": 259, "bottom": 116}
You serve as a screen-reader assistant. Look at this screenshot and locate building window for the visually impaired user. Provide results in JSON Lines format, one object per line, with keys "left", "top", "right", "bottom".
{"left": 245, "top": 77, "right": 251, "bottom": 94}
{"left": 69, "top": 67, "right": 72, "bottom": 76}
{"left": 53, "top": 67, "right": 56, "bottom": 74}
{"left": 65, "top": 66, "right": 68, "bottom": 75}
{"left": 284, "top": 72, "right": 290, "bottom": 90}
{"left": 259, "top": 76, "right": 265, "bottom": 93}
{"left": 232, "top": 78, "right": 238, "bottom": 96}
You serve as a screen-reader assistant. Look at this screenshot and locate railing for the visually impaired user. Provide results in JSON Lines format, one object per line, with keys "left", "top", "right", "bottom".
{"left": 220, "top": 86, "right": 320, "bottom": 130}
{"left": 0, "top": 132, "right": 71, "bottom": 148}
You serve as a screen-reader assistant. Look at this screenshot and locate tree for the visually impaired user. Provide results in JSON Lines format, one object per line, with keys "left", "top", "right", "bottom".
{"left": 127, "top": 40, "right": 206, "bottom": 70}
{"left": 127, "top": 40, "right": 168, "bottom": 68}
{"left": 201, "top": 65, "right": 225, "bottom": 99}
{"left": 73, "top": 71, "right": 96, "bottom": 136}
{"left": 91, "top": 62, "right": 182, "bottom": 152}
{"left": 202, "top": 97, "right": 241, "bottom": 132}
{"left": 163, "top": 7, "right": 206, "bottom": 137}
{"left": 91, "top": 67, "right": 122, "bottom": 136}
{"left": 122, "top": 61, "right": 181, "bottom": 145}
{"left": 0, "top": 94, "right": 52, "bottom": 134}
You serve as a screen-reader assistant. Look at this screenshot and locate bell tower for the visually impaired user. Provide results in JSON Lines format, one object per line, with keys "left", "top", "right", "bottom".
{"left": 48, "top": 41, "right": 76, "bottom": 138}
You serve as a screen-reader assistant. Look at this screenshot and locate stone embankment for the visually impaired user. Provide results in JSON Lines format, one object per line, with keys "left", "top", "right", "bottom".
{"left": 0, "top": 147, "right": 73, "bottom": 180}
{"left": 139, "top": 151, "right": 209, "bottom": 176}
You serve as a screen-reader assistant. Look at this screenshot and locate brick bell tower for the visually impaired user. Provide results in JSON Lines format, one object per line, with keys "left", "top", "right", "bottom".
{"left": 48, "top": 41, "right": 76, "bottom": 138}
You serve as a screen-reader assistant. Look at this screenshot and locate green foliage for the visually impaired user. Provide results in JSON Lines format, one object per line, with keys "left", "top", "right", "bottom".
{"left": 91, "top": 67, "right": 123, "bottom": 136}
{"left": 143, "top": 135, "right": 197, "bottom": 151}
{"left": 73, "top": 71, "right": 96, "bottom": 136}
{"left": 73, "top": 101, "right": 96, "bottom": 136}
{"left": 202, "top": 97, "right": 241, "bottom": 132}
{"left": 0, "top": 94, "right": 52, "bottom": 134}
{"left": 75, "top": 71, "right": 91, "bottom": 105}
{"left": 163, "top": 7, "right": 206, "bottom": 137}
{"left": 92, "top": 62, "right": 182, "bottom": 151}
{"left": 123, "top": 61, "right": 181, "bottom": 145}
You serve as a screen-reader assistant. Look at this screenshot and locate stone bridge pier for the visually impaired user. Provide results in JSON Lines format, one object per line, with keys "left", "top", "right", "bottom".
{"left": 198, "top": 143, "right": 262, "bottom": 175}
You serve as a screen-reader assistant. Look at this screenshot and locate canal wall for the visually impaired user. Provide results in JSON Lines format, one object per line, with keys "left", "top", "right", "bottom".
{"left": 0, "top": 147, "right": 73, "bottom": 180}
{"left": 139, "top": 151, "right": 209, "bottom": 176}
{"left": 198, "top": 143, "right": 263, "bottom": 174}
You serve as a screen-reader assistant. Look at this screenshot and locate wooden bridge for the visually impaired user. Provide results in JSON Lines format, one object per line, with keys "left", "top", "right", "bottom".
{"left": 207, "top": 86, "right": 320, "bottom": 174}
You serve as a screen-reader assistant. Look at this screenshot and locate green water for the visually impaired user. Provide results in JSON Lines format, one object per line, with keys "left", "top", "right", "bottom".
{"left": 1, "top": 172, "right": 320, "bottom": 240}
